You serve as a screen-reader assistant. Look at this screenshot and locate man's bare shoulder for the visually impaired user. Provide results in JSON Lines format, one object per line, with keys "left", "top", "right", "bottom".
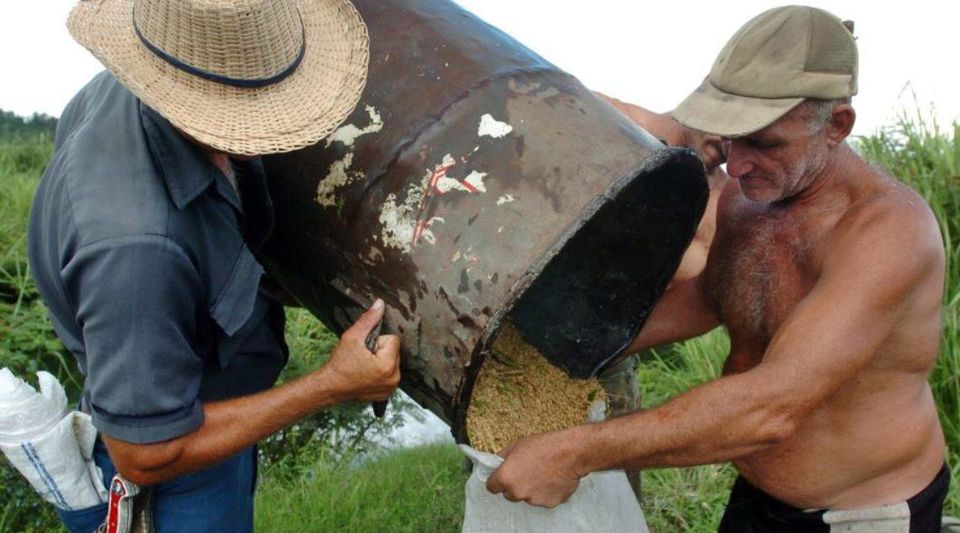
{"left": 830, "top": 167, "right": 943, "bottom": 275}
{"left": 846, "top": 168, "right": 938, "bottom": 238}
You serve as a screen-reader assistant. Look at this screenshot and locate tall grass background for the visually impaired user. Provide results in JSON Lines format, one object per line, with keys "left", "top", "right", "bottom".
{"left": 0, "top": 110, "right": 956, "bottom": 532}
{"left": 858, "top": 112, "right": 960, "bottom": 517}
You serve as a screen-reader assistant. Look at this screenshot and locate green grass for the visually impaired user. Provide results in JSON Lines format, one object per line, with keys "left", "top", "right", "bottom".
{"left": 255, "top": 444, "right": 469, "bottom": 532}
{"left": 857, "top": 112, "right": 960, "bottom": 518}
{"left": 638, "top": 331, "right": 735, "bottom": 532}
{"left": 0, "top": 139, "right": 75, "bottom": 532}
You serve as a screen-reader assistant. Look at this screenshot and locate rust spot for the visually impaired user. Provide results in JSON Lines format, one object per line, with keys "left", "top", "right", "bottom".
{"left": 437, "top": 287, "right": 459, "bottom": 315}
{"left": 457, "top": 314, "right": 479, "bottom": 328}
{"left": 458, "top": 269, "right": 470, "bottom": 294}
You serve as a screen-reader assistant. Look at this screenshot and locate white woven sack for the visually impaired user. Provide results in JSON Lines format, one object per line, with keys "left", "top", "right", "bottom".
{"left": 460, "top": 445, "right": 649, "bottom": 533}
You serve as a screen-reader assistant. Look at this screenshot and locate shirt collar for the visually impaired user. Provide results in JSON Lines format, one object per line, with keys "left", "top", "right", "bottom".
{"left": 233, "top": 158, "right": 275, "bottom": 253}
{"left": 140, "top": 102, "right": 222, "bottom": 210}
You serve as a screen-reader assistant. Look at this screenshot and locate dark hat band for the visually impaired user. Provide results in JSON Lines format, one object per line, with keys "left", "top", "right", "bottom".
{"left": 132, "top": 9, "right": 306, "bottom": 89}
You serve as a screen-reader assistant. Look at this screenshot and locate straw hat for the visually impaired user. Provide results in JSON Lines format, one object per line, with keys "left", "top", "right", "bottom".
{"left": 673, "top": 6, "right": 857, "bottom": 138}
{"left": 67, "top": 0, "right": 369, "bottom": 155}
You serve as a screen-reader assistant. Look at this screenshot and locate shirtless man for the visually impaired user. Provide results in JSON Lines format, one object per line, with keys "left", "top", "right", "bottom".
{"left": 487, "top": 6, "right": 949, "bottom": 531}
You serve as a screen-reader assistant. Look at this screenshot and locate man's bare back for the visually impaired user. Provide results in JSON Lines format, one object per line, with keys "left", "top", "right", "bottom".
{"left": 707, "top": 146, "right": 946, "bottom": 508}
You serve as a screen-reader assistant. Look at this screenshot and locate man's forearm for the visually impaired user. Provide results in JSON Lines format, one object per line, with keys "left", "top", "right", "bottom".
{"left": 106, "top": 301, "right": 400, "bottom": 486}
{"left": 105, "top": 366, "right": 349, "bottom": 485}
{"left": 571, "top": 369, "right": 794, "bottom": 473}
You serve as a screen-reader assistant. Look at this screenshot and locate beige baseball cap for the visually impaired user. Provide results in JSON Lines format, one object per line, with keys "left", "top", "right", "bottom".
{"left": 673, "top": 5, "right": 857, "bottom": 137}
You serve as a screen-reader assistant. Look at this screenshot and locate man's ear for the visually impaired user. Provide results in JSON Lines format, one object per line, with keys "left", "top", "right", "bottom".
{"left": 826, "top": 104, "right": 856, "bottom": 146}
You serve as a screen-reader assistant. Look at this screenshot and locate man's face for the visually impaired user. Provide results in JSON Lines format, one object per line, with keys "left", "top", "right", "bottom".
{"left": 721, "top": 106, "right": 830, "bottom": 204}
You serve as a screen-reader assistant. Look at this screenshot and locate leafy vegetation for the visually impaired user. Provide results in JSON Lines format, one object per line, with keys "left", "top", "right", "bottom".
{"left": 0, "top": 110, "right": 56, "bottom": 144}
{"left": 0, "top": 112, "right": 72, "bottom": 532}
{"left": 0, "top": 107, "right": 957, "bottom": 532}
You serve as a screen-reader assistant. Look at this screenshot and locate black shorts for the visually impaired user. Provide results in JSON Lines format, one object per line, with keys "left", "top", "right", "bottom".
{"left": 717, "top": 463, "right": 950, "bottom": 533}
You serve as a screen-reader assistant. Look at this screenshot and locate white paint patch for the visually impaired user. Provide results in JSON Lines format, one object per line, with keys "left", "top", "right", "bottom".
{"left": 435, "top": 176, "right": 469, "bottom": 194}
{"left": 434, "top": 172, "right": 487, "bottom": 194}
{"left": 496, "top": 194, "right": 515, "bottom": 206}
{"left": 316, "top": 153, "right": 361, "bottom": 207}
{"left": 418, "top": 217, "right": 443, "bottom": 245}
{"left": 440, "top": 154, "right": 456, "bottom": 167}
{"left": 315, "top": 106, "right": 383, "bottom": 208}
{"left": 378, "top": 151, "right": 493, "bottom": 253}
{"left": 463, "top": 171, "right": 487, "bottom": 192}
{"left": 423, "top": 155, "right": 488, "bottom": 195}
{"left": 379, "top": 192, "right": 420, "bottom": 254}
{"left": 325, "top": 106, "right": 384, "bottom": 148}
{"left": 478, "top": 113, "right": 513, "bottom": 138}
{"left": 378, "top": 178, "right": 447, "bottom": 253}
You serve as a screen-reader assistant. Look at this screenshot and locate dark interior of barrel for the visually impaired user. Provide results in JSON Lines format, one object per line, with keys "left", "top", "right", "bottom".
{"left": 504, "top": 151, "right": 708, "bottom": 379}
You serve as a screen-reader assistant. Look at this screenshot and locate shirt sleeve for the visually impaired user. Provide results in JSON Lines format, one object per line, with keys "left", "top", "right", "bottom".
{"left": 63, "top": 234, "right": 205, "bottom": 444}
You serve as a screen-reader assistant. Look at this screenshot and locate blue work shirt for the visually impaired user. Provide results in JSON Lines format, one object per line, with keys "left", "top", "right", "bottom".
{"left": 28, "top": 72, "right": 289, "bottom": 531}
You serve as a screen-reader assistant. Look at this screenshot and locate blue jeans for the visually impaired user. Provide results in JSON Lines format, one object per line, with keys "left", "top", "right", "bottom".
{"left": 57, "top": 440, "right": 256, "bottom": 533}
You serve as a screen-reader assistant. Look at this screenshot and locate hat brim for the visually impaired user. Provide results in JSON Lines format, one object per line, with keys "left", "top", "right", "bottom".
{"left": 672, "top": 79, "right": 804, "bottom": 138}
{"left": 68, "top": 0, "right": 369, "bottom": 155}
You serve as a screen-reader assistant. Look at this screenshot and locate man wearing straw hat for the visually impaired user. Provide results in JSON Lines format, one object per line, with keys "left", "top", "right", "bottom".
{"left": 27, "top": 0, "right": 400, "bottom": 530}
{"left": 488, "top": 6, "right": 950, "bottom": 531}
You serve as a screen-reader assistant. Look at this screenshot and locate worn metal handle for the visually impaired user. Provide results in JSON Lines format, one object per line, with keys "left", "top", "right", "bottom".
{"left": 364, "top": 318, "right": 388, "bottom": 418}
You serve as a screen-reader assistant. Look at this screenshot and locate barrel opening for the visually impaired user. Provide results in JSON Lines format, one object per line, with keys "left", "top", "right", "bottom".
{"left": 504, "top": 150, "right": 708, "bottom": 378}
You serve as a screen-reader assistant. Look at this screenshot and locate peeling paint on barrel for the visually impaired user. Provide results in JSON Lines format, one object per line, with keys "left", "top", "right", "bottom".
{"left": 325, "top": 106, "right": 384, "bottom": 148}
{"left": 478, "top": 113, "right": 513, "bottom": 138}
{"left": 315, "top": 106, "right": 384, "bottom": 208}
{"left": 260, "top": 0, "right": 708, "bottom": 435}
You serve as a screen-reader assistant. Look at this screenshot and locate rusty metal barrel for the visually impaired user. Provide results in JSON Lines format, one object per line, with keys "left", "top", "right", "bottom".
{"left": 261, "top": 0, "right": 708, "bottom": 439}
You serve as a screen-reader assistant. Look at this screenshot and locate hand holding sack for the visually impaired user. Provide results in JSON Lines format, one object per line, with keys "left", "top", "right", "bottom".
{"left": 460, "top": 444, "right": 649, "bottom": 533}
